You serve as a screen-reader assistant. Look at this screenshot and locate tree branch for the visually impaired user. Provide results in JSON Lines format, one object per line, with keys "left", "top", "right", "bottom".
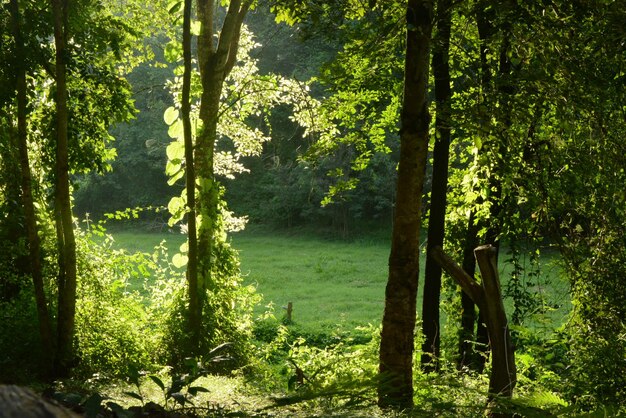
{"left": 431, "top": 246, "right": 485, "bottom": 309}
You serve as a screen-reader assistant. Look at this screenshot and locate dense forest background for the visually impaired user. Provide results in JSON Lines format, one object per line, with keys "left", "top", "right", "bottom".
{"left": 1, "top": 0, "right": 625, "bottom": 417}
{"left": 73, "top": 7, "right": 394, "bottom": 233}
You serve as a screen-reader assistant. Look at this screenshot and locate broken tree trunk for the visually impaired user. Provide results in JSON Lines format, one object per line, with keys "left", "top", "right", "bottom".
{"left": 431, "top": 245, "right": 516, "bottom": 415}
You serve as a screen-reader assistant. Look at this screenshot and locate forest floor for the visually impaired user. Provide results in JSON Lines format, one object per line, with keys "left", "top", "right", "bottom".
{"left": 69, "top": 224, "right": 572, "bottom": 417}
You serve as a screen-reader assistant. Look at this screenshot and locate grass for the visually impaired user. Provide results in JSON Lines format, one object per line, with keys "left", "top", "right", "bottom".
{"left": 235, "top": 230, "right": 391, "bottom": 332}
{"left": 104, "top": 226, "right": 569, "bottom": 335}
{"left": 106, "top": 227, "right": 390, "bottom": 332}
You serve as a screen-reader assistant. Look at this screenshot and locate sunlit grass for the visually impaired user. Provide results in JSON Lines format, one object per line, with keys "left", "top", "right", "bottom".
{"left": 104, "top": 226, "right": 569, "bottom": 336}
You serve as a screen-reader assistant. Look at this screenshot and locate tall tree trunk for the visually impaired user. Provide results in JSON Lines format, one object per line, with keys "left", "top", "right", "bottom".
{"left": 420, "top": 0, "right": 453, "bottom": 372}
{"left": 193, "top": 0, "right": 250, "bottom": 349}
{"left": 52, "top": 0, "right": 78, "bottom": 377}
{"left": 182, "top": 0, "right": 200, "bottom": 348}
{"left": 458, "top": 211, "right": 479, "bottom": 370}
{"left": 378, "top": 0, "right": 433, "bottom": 409}
{"left": 11, "top": 0, "right": 54, "bottom": 375}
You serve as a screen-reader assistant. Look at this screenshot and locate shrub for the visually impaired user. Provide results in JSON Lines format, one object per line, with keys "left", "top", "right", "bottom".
{"left": 153, "top": 239, "right": 259, "bottom": 372}
{"left": 73, "top": 231, "right": 158, "bottom": 379}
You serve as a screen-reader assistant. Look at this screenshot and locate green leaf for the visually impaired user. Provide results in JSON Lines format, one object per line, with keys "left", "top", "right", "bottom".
{"left": 149, "top": 375, "right": 165, "bottom": 391}
{"left": 172, "top": 253, "right": 188, "bottom": 268}
{"left": 107, "top": 402, "right": 133, "bottom": 418}
{"left": 83, "top": 393, "right": 105, "bottom": 418}
{"left": 167, "top": 196, "right": 185, "bottom": 217}
{"left": 164, "top": 107, "right": 179, "bottom": 125}
{"left": 167, "top": 169, "right": 185, "bottom": 186}
{"left": 165, "top": 160, "right": 182, "bottom": 177}
{"left": 188, "top": 386, "right": 209, "bottom": 396}
{"left": 170, "top": 392, "right": 187, "bottom": 406}
{"left": 168, "top": 120, "right": 184, "bottom": 139}
{"left": 166, "top": 141, "right": 185, "bottom": 161}
{"left": 169, "top": 378, "right": 185, "bottom": 394}
{"left": 123, "top": 391, "right": 144, "bottom": 402}
{"left": 168, "top": 1, "right": 182, "bottom": 14}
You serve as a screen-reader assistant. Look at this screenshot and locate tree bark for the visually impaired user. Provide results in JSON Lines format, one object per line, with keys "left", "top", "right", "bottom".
{"left": 460, "top": 4, "right": 499, "bottom": 373}
{"left": 52, "top": 0, "right": 78, "bottom": 377}
{"left": 458, "top": 211, "right": 479, "bottom": 369}
{"left": 182, "top": 0, "right": 200, "bottom": 348}
{"left": 192, "top": 0, "right": 250, "bottom": 349}
{"left": 420, "top": 0, "right": 453, "bottom": 372}
{"left": 378, "top": 0, "right": 433, "bottom": 409}
{"left": 474, "top": 246, "right": 516, "bottom": 402}
{"left": 11, "top": 0, "right": 54, "bottom": 375}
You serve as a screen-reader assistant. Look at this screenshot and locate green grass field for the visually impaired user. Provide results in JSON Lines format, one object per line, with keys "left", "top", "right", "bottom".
{"left": 106, "top": 227, "right": 570, "bottom": 335}
{"left": 106, "top": 228, "right": 390, "bottom": 331}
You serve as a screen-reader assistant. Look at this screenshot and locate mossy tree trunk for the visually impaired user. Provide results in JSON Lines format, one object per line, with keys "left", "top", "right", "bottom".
{"left": 52, "top": 0, "right": 78, "bottom": 377}
{"left": 181, "top": 0, "right": 200, "bottom": 346}
{"left": 378, "top": 0, "right": 433, "bottom": 409}
{"left": 432, "top": 245, "right": 516, "bottom": 416}
{"left": 191, "top": 0, "right": 251, "bottom": 348}
{"left": 11, "top": 0, "right": 54, "bottom": 376}
{"left": 420, "top": 0, "right": 453, "bottom": 372}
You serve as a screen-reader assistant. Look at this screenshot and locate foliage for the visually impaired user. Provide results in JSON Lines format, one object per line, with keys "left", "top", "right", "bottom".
{"left": 0, "top": 286, "right": 44, "bottom": 383}
{"left": 1, "top": 0, "right": 626, "bottom": 414}
{"left": 74, "top": 57, "right": 176, "bottom": 218}
{"left": 73, "top": 228, "right": 158, "bottom": 379}
{"left": 154, "top": 238, "right": 259, "bottom": 371}
{"left": 124, "top": 356, "right": 225, "bottom": 410}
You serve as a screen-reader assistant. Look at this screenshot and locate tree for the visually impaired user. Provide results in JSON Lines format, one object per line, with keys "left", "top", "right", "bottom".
{"left": 420, "top": 0, "right": 453, "bottom": 371}
{"left": 10, "top": 0, "right": 54, "bottom": 374}
{"left": 52, "top": 0, "right": 79, "bottom": 377}
{"left": 378, "top": 0, "right": 433, "bottom": 408}
{"left": 181, "top": 0, "right": 199, "bottom": 346}
{"left": 183, "top": 0, "right": 252, "bottom": 350}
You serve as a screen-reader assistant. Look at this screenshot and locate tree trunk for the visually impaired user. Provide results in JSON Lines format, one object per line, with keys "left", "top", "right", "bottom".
{"left": 474, "top": 246, "right": 516, "bottom": 403}
{"left": 458, "top": 210, "right": 479, "bottom": 370}
{"left": 420, "top": 0, "right": 453, "bottom": 372}
{"left": 464, "top": 4, "right": 499, "bottom": 373}
{"left": 52, "top": 0, "right": 78, "bottom": 377}
{"left": 378, "top": 0, "right": 433, "bottom": 409}
{"left": 192, "top": 0, "right": 250, "bottom": 349}
{"left": 11, "top": 0, "right": 54, "bottom": 375}
{"left": 182, "top": 0, "right": 200, "bottom": 347}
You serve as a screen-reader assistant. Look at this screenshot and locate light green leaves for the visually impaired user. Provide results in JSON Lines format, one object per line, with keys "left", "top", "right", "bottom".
{"left": 163, "top": 106, "right": 186, "bottom": 187}
{"left": 167, "top": 194, "right": 186, "bottom": 226}
{"left": 164, "top": 106, "right": 179, "bottom": 125}
{"left": 172, "top": 253, "right": 188, "bottom": 268}
{"left": 166, "top": 141, "right": 184, "bottom": 161}
{"left": 165, "top": 41, "right": 183, "bottom": 63}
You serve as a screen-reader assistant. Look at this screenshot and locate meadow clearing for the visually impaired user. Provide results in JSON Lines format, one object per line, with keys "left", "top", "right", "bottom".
{"left": 107, "top": 226, "right": 570, "bottom": 338}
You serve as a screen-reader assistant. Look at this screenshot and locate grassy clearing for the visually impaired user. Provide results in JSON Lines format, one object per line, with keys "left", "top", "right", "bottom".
{"left": 234, "top": 230, "right": 391, "bottom": 331}
{"left": 105, "top": 227, "right": 569, "bottom": 335}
